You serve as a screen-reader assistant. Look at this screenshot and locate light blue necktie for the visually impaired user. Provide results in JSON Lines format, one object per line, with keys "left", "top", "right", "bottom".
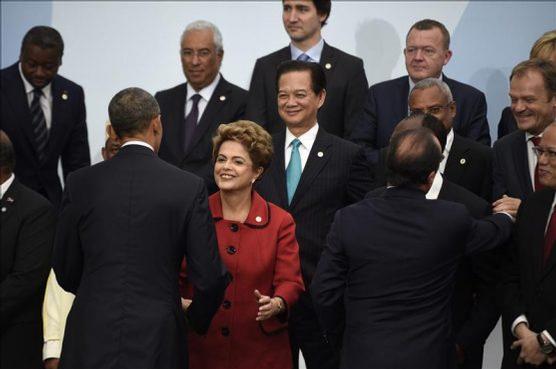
{"left": 297, "top": 53, "right": 311, "bottom": 62}
{"left": 286, "top": 139, "right": 302, "bottom": 205}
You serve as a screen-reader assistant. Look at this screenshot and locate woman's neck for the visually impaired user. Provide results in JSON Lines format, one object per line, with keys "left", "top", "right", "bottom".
{"left": 220, "top": 188, "right": 252, "bottom": 222}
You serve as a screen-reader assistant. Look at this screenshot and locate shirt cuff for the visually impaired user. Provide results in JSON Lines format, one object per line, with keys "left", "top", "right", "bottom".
{"left": 511, "top": 315, "right": 529, "bottom": 337}
{"left": 542, "top": 330, "right": 556, "bottom": 348}
{"left": 43, "top": 340, "right": 62, "bottom": 360}
{"left": 498, "top": 211, "right": 516, "bottom": 223}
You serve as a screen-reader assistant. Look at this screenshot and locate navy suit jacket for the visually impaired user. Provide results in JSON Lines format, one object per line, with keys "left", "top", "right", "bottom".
{"left": 155, "top": 76, "right": 247, "bottom": 194}
{"left": 245, "top": 42, "right": 368, "bottom": 138}
{"left": 492, "top": 130, "right": 533, "bottom": 201}
{"left": 311, "top": 186, "right": 512, "bottom": 369}
{"left": 53, "top": 145, "right": 229, "bottom": 369}
{"left": 497, "top": 106, "right": 518, "bottom": 140}
{"left": 1, "top": 63, "right": 91, "bottom": 206}
{"left": 256, "top": 128, "right": 372, "bottom": 286}
{"left": 350, "top": 74, "right": 491, "bottom": 163}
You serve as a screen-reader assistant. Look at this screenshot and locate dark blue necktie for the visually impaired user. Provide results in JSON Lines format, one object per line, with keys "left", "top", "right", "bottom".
{"left": 183, "top": 94, "right": 202, "bottom": 153}
{"left": 30, "top": 88, "right": 48, "bottom": 163}
{"left": 297, "top": 53, "right": 311, "bottom": 62}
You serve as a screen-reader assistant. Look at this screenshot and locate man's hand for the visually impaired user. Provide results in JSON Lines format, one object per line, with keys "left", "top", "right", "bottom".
{"left": 44, "top": 358, "right": 60, "bottom": 369}
{"left": 492, "top": 195, "right": 521, "bottom": 218}
{"left": 511, "top": 324, "right": 546, "bottom": 366}
{"left": 181, "top": 298, "right": 192, "bottom": 311}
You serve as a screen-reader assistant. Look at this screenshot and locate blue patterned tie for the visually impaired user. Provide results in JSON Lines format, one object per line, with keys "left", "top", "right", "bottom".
{"left": 286, "top": 139, "right": 302, "bottom": 205}
{"left": 297, "top": 53, "right": 311, "bottom": 62}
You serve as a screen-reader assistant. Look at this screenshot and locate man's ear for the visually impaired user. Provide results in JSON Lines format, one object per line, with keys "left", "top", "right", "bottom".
{"left": 152, "top": 115, "right": 163, "bottom": 136}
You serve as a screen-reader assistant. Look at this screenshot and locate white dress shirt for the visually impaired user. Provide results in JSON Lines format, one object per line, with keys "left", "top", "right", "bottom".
{"left": 284, "top": 123, "right": 319, "bottom": 171}
{"left": 525, "top": 131, "right": 542, "bottom": 188}
{"left": 19, "top": 63, "right": 53, "bottom": 130}
{"left": 438, "top": 129, "right": 455, "bottom": 174}
{"left": 290, "top": 38, "right": 324, "bottom": 62}
{"left": 185, "top": 73, "right": 221, "bottom": 123}
{"left": 121, "top": 140, "right": 154, "bottom": 151}
{"left": 0, "top": 173, "right": 15, "bottom": 199}
{"left": 425, "top": 172, "right": 444, "bottom": 200}
{"left": 511, "top": 193, "right": 556, "bottom": 347}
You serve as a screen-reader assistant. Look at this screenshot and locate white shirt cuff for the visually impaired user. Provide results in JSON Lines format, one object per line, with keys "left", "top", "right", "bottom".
{"left": 511, "top": 315, "right": 529, "bottom": 337}
{"left": 542, "top": 330, "right": 556, "bottom": 348}
{"left": 43, "top": 340, "right": 62, "bottom": 360}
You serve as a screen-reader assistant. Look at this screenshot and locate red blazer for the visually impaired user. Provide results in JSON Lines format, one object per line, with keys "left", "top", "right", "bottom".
{"left": 182, "top": 191, "right": 304, "bottom": 369}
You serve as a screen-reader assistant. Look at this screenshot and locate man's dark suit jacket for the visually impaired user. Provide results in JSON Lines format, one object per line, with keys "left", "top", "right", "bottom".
{"left": 155, "top": 76, "right": 247, "bottom": 194}
{"left": 499, "top": 189, "right": 556, "bottom": 369}
{"left": 492, "top": 130, "right": 533, "bottom": 201}
{"left": 53, "top": 144, "right": 229, "bottom": 369}
{"left": 498, "top": 106, "right": 518, "bottom": 140}
{"left": 1, "top": 63, "right": 91, "bottom": 206}
{"left": 311, "top": 186, "right": 512, "bottom": 369}
{"left": 349, "top": 74, "right": 491, "bottom": 163}
{"left": 0, "top": 179, "right": 56, "bottom": 369}
{"left": 256, "top": 128, "right": 372, "bottom": 286}
{"left": 245, "top": 42, "right": 368, "bottom": 138}
{"left": 372, "top": 134, "right": 493, "bottom": 200}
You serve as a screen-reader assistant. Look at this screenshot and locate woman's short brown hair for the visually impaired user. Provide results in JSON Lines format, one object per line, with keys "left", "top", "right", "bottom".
{"left": 212, "top": 120, "right": 273, "bottom": 171}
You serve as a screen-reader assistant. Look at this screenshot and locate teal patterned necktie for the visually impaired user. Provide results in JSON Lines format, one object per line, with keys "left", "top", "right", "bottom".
{"left": 286, "top": 139, "right": 302, "bottom": 205}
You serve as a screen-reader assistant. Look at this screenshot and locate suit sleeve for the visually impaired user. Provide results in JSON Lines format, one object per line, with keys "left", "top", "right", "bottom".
{"left": 311, "top": 210, "right": 348, "bottom": 349}
{"left": 342, "top": 59, "right": 368, "bottom": 138}
{"left": 497, "top": 107, "right": 517, "bottom": 140}
{"left": 464, "top": 213, "right": 512, "bottom": 256}
{"left": 52, "top": 177, "right": 84, "bottom": 294}
{"left": 348, "top": 86, "right": 380, "bottom": 164}
{"left": 492, "top": 144, "right": 507, "bottom": 201}
{"left": 347, "top": 147, "right": 374, "bottom": 204}
{"left": 480, "top": 149, "right": 493, "bottom": 202}
{"left": 0, "top": 200, "right": 55, "bottom": 327}
{"left": 464, "top": 91, "right": 491, "bottom": 146}
{"left": 61, "top": 86, "right": 91, "bottom": 180}
{"left": 245, "top": 59, "right": 268, "bottom": 128}
{"left": 184, "top": 180, "right": 230, "bottom": 334}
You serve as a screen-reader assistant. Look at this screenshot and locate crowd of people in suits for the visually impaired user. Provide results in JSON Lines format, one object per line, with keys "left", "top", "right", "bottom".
{"left": 1, "top": 1, "right": 556, "bottom": 369}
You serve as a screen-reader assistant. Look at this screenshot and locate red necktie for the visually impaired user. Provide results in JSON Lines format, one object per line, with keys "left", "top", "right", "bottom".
{"left": 532, "top": 136, "right": 544, "bottom": 191}
{"left": 544, "top": 206, "right": 556, "bottom": 266}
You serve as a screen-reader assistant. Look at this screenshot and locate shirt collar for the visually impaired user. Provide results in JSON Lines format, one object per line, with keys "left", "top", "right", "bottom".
{"left": 121, "top": 140, "right": 154, "bottom": 152}
{"left": 18, "top": 62, "right": 52, "bottom": 100}
{"left": 525, "top": 131, "right": 543, "bottom": 142}
{"left": 187, "top": 73, "right": 221, "bottom": 102}
{"left": 425, "top": 171, "right": 444, "bottom": 200}
{"left": 0, "top": 173, "right": 15, "bottom": 200}
{"left": 444, "top": 128, "right": 455, "bottom": 156}
{"left": 290, "top": 38, "right": 324, "bottom": 62}
{"left": 285, "top": 123, "right": 319, "bottom": 150}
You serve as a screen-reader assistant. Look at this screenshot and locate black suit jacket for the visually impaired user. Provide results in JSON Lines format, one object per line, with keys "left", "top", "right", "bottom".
{"left": 350, "top": 75, "right": 491, "bottom": 163}
{"left": 245, "top": 42, "right": 368, "bottom": 138}
{"left": 492, "top": 130, "right": 533, "bottom": 201}
{"left": 1, "top": 63, "right": 91, "bottom": 206}
{"left": 499, "top": 189, "right": 556, "bottom": 369}
{"left": 0, "top": 179, "right": 56, "bottom": 369}
{"left": 311, "top": 186, "right": 513, "bottom": 369}
{"left": 53, "top": 145, "right": 229, "bottom": 369}
{"left": 497, "top": 106, "right": 518, "bottom": 140}
{"left": 256, "top": 128, "right": 372, "bottom": 285}
{"left": 371, "top": 134, "right": 492, "bottom": 200}
{"left": 155, "top": 76, "right": 247, "bottom": 194}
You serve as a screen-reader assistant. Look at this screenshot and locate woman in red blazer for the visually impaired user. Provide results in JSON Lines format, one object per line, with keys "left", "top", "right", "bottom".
{"left": 181, "top": 120, "right": 304, "bottom": 369}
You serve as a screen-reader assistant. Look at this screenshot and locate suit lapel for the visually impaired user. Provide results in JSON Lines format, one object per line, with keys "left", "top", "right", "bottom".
{"left": 0, "top": 179, "right": 19, "bottom": 224}
{"left": 290, "top": 128, "right": 332, "bottom": 208}
{"left": 319, "top": 43, "right": 337, "bottom": 86}
{"left": 539, "top": 190, "right": 556, "bottom": 280}
{"left": 186, "top": 77, "right": 229, "bottom": 157}
{"left": 398, "top": 76, "right": 410, "bottom": 120}
{"left": 269, "top": 132, "right": 288, "bottom": 208}
{"left": 48, "top": 78, "right": 66, "bottom": 162}
{"left": 512, "top": 132, "right": 534, "bottom": 195}
{"left": 445, "top": 135, "right": 469, "bottom": 182}
{"left": 167, "top": 84, "right": 188, "bottom": 161}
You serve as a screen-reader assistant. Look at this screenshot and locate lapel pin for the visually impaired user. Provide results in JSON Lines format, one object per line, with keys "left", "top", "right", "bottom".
{"left": 6, "top": 197, "right": 14, "bottom": 203}
{"left": 317, "top": 151, "right": 324, "bottom": 158}
{"left": 219, "top": 95, "right": 226, "bottom": 101}
{"left": 1, "top": 207, "right": 6, "bottom": 212}
{"left": 460, "top": 158, "right": 466, "bottom": 165}
{"left": 61, "top": 91, "right": 69, "bottom": 100}
{"left": 255, "top": 216, "right": 262, "bottom": 223}
{"left": 325, "top": 63, "right": 332, "bottom": 70}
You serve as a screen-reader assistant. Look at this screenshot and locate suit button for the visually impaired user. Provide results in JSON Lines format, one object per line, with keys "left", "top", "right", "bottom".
{"left": 221, "top": 327, "right": 230, "bottom": 336}
{"left": 226, "top": 246, "right": 236, "bottom": 255}
{"left": 230, "top": 224, "right": 239, "bottom": 232}
{"left": 222, "top": 300, "right": 231, "bottom": 309}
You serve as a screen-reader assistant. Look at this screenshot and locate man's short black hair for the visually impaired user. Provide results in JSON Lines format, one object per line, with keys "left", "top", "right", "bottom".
{"left": 401, "top": 113, "right": 448, "bottom": 152}
{"left": 276, "top": 60, "right": 327, "bottom": 95}
{"left": 282, "top": 0, "right": 331, "bottom": 26}
{"left": 0, "top": 130, "right": 16, "bottom": 174}
{"left": 21, "top": 26, "right": 64, "bottom": 58}
{"left": 108, "top": 88, "right": 160, "bottom": 138}
{"left": 386, "top": 127, "right": 443, "bottom": 187}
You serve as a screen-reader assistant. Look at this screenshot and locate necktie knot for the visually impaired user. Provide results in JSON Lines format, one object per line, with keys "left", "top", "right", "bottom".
{"left": 297, "top": 53, "right": 311, "bottom": 62}
{"left": 291, "top": 138, "right": 301, "bottom": 150}
{"left": 531, "top": 136, "right": 541, "bottom": 146}
{"left": 33, "top": 88, "right": 43, "bottom": 99}
{"left": 190, "top": 94, "right": 202, "bottom": 105}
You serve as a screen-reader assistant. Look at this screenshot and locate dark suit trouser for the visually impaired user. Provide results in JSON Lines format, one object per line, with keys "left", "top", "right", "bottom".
{"left": 290, "top": 292, "right": 340, "bottom": 369}
{"left": 459, "top": 346, "right": 483, "bottom": 369}
{"left": 0, "top": 322, "right": 43, "bottom": 369}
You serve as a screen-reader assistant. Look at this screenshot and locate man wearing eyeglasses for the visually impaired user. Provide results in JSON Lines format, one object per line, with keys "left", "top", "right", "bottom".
{"left": 350, "top": 19, "right": 490, "bottom": 164}
{"left": 408, "top": 78, "right": 493, "bottom": 201}
{"left": 498, "top": 122, "right": 556, "bottom": 369}
{"left": 155, "top": 20, "right": 247, "bottom": 194}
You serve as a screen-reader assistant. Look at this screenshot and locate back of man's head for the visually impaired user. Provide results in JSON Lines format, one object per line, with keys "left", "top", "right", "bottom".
{"left": 108, "top": 88, "right": 160, "bottom": 139}
{"left": 0, "top": 130, "right": 16, "bottom": 178}
{"left": 386, "top": 127, "right": 443, "bottom": 188}
{"left": 21, "top": 26, "right": 64, "bottom": 58}
{"left": 395, "top": 113, "right": 448, "bottom": 152}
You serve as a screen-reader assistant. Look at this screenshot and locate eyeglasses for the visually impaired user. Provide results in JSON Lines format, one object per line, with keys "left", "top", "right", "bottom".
{"left": 180, "top": 49, "right": 213, "bottom": 59}
{"left": 533, "top": 146, "right": 556, "bottom": 160}
{"left": 405, "top": 46, "right": 439, "bottom": 57}
{"left": 410, "top": 102, "right": 452, "bottom": 116}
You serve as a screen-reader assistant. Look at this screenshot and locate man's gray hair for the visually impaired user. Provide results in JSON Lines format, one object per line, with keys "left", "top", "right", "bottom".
{"left": 181, "top": 20, "right": 223, "bottom": 54}
{"left": 411, "top": 78, "right": 454, "bottom": 102}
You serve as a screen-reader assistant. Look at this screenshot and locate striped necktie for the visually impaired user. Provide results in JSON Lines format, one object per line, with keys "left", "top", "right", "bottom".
{"left": 30, "top": 88, "right": 48, "bottom": 163}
